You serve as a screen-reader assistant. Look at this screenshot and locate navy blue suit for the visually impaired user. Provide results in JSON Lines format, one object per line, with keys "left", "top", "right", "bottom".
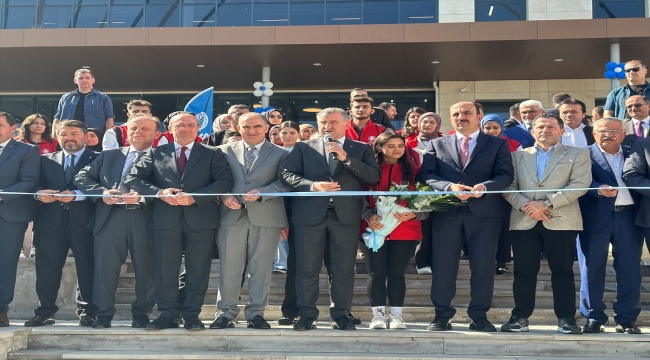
{"left": 419, "top": 132, "right": 513, "bottom": 319}
{"left": 579, "top": 144, "right": 642, "bottom": 325}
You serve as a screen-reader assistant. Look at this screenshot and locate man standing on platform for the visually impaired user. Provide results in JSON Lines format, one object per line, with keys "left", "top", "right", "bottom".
{"left": 282, "top": 107, "right": 380, "bottom": 331}
{"left": 123, "top": 112, "right": 232, "bottom": 331}
{"left": 419, "top": 101, "right": 513, "bottom": 332}
{"left": 579, "top": 118, "right": 642, "bottom": 334}
{"left": 74, "top": 116, "right": 160, "bottom": 329}
{"left": 26, "top": 120, "right": 99, "bottom": 327}
{"left": 0, "top": 112, "right": 40, "bottom": 327}
{"left": 501, "top": 113, "right": 591, "bottom": 334}
{"left": 604, "top": 60, "right": 650, "bottom": 119}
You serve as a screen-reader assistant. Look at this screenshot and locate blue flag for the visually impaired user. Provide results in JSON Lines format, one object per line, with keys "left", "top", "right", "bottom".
{"left": 184, "top": 87, "right": 213, "bottom": 138}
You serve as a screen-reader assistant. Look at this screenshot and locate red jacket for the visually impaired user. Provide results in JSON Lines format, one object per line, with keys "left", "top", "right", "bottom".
{"left": 361, "top": 162, "right": 423, "bottom": 241}
{"left": 345, "top": 120, "right": 385, "bottom": 144}
{"left": 153, "top": 131, "right": 202, "bottom": 147}
{"left": 502, "top": 135, "right": 521, "bottom": 152}
{"left": 23, "top": 138, "right": 58, "bottom": 154}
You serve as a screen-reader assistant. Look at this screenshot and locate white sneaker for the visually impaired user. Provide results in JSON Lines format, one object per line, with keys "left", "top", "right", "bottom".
{"left": 388, "top": 314, "right": 407, "bottom": 329}
{"left": 417, "top": 267, "right": 432, "bottom": 275}
{"left": 369, "top": 315, "right": 388, "bottom": 329}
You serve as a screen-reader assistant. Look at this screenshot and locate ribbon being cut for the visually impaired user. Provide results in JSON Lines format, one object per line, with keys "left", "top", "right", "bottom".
{"left": 362, "top": 183, "right": 463, "bottom": 252}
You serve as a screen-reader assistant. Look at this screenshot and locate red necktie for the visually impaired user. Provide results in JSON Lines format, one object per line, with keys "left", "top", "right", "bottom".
{"left": 177, "top": 146, "right": 188, "bottom": 176}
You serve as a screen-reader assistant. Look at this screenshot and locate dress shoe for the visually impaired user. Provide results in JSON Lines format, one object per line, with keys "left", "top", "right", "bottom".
{"left": 131, "top": 315, "right": 150, "bottom": 328}
{"left": 583, "top": 319, "right": 604, "bottom": 333}
{"left": 0, "top": 311, "right": 9, "bottom": 327}
{"left": 277, "top": 315, "right": 296, "bottom": 325}
{"left": 247, "top": 315, "right": 271, "bottom": 329}
{"left": 616, "top": 323, "right": 642, "bottom": 334}
{"left": 331, "top": 316, "right": 356, "bottom": 331}
{"left": 209, "top": 315, "right": 235, "bottom": 329}
{"left": 495, "top": 266, "right": 512, "bottom": 275}
{"left": 427, "top": 315, "right": 451, "bottom": 331}
{"left": 145, "top": 316, "right": 179, "bottom": 330}
{"left": 24, "top": 315, "right": 55, "bottom": 327}
{"left": 293, "top": 317, "right": 317, "bottom": 331}
{"left": 91, "top": 316, "right": 112, "bottom": 329}
{"left": 469, "top": 317, "right": 496, "bottom": 332}
{"left": 183, "top": 316, "right": 205, "bottom": 330}
{"left": 79, "top": 315, "right": 96, "bottom": 327}
{"left": 347, "top": 312, "right": 361, "bottom": 325}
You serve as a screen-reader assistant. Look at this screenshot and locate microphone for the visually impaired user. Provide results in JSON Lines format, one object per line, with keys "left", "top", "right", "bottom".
{"left": 323, "top": 134, "right": 338, "bottom": 160}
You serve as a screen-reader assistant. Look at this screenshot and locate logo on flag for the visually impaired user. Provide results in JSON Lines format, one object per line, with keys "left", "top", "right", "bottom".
{"left": 184, "top": 87, "right": 213, "bottom": 138}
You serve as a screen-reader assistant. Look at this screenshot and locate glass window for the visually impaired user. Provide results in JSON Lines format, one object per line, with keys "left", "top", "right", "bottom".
{"left": 325, "top": 0, "right": 361, "bottom": 25}
{"left": 111, "top": 0, "right": 143, "bottom": 4}
{"left": 41, "top": 0, "right": 72, "bottom": 5}
{"left": 39, "top": 6, "right": 72, "bottom": 27}
{"left": 145, "top": 2, "right": 179, "bottom": 26}
{"left": 109, "top": 5, "right": 142, "bottom": 26}
{"left": 593, "top": 0, "right": 644, "bottom": 18}
{"left": 400, "top": 0, "right": 437, "bottom": 23}
{"left": 181, "top": 4, "right": 215, "bottom": 26}
{"left": 475, "top": 0, "right": 525, "bottom": 22}
{"left": 71, "top": 5, "right": 108, "bottom": 27}
{"left": 2, "top": 6, "right": 36, "bottom": 28}
{"left": 5, "top": 0, "right": 37, "bottom": 4}
{"left": 363, "top": 0, "right": 397, "bottom": 24}
{"left": 289, "top": 95, "right": 325, "bottom": 125}
{"left": 289, "top": 0, "right": 323, "bottom": 25}
{"left": 33, "top": 96, "right": 61, "bottom": 122}
{"left": 0, "top": 96, "right": 34, "bottom": 122}
{"left": 253, "top": 0, "right": 288, "bottom": 26}
{"left": 216, "top": 0, "right": 251, "bottom": 26}
{"left": 73, "top": 0, "right": 108, "bottom": 4}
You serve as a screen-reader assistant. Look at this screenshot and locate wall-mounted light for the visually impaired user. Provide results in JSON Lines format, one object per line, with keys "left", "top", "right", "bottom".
{"left": 460, "top": 87, "right": 470, "bottom": 92}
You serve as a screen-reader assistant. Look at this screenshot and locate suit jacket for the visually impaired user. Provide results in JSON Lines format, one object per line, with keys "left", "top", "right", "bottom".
{"left": 622, "top": 138, "right": 650, "bottom": 227}
{"left": 504, "top": 143, "right": 591, "bottom": 231}
{"left": 33, "top": 148, "right": 98, "bottom": 232}
{"left": 217, "top": 140, "right": 290, "bottom": 228}
{"left": 282, "top": 137, "right": 381, "bottom": 226}
{"left": 122, "top": 142, "right": 233, "bottom": 230}
{"left": 503, "top": 118, "right": 523, "bottom": 130}
{"left": 74, "top": 147, "right": 153, "bottom": 235}
{"left": 0, "top": 139, "right": 41, "bottom": 222}
{"left": 579, "top": 144, "right": 639, "bottom": 233}
{"left": 418, "top": 132, "right": 514, "bottom": 218}
{"left": 583, "top": 125, "right": 596, "bottom": 146}
{"left": 621, "top": 118, "right": 650, "bottom": 146}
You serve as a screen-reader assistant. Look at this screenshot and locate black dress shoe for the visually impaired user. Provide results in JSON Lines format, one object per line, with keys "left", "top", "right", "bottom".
{"left": 209, "top": 316, "right": 235, "bottom": 329}
{"left": 79, "top": 315, "right": 96, "bottom": 327}
{"left": 277, "top": 316, "right": 296, "bottom": 325}
{"left": 183, "top": 316, "right": 205, "bottom": 331}
{"left": 347, "top": 312, "right": 361, "bottom": 325}
{"left": 331, "top": 316, "right": 356, "bottom": 330}
{"left": 427, "top": 316, "right": 452, "bottom": 331}
{"left": 145, "top": 316, "right": 179, "bottom": 330}
{"left": 131, "top": 315, "right": 150, "bottom": 328}
{"left": 24, "top": 315, "right": 55, "bottom": 327}
{"left": 616, "top": 322, "right": 642, "bottom": 334}
{"left": 247, "top": 315, "right": 271, "bottom": 329}
{"left": 91, "top": 316, "right": 112, "bottom": 329}
{"left": 495, "top": 266, "right": 512, "bottom": 275}
{"left": 583, "top": 319, "right": 604, "bottom": 333}
{"left": 469, "top": 317, "right": 496, "bottom": 332}
{"left": 293, "top": 317, "right": 317, "bottom": 331}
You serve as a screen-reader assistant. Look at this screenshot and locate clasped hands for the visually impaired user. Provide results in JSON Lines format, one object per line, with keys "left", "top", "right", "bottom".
{"left": 448, "top": 183, "right": 486, "bottom": 201}
{"left": 37, "top": 189, "right": 77, "bottom": 203}
{"left": 221, "top": 189, "right": 262, "bottom": 210}
{"left": 102, "top": 189, "right": 142, "bottom": 205}
{"left": 158, "top": 188, "right": 196, "bottom": 206}
{"left": 367, "top": 211, "right": 416, "bottom": 232}
{"left": 522, "top": 200, "right": 552, "bottom": 222}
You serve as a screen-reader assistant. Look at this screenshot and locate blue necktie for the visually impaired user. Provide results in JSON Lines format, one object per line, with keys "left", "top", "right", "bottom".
{"left": 64, "top": 154, "right": 75, "bottom": 183}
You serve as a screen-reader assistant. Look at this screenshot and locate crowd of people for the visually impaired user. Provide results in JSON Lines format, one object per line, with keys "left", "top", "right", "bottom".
{"left": 1, "top": 62, "right": 650, "bottom": 336}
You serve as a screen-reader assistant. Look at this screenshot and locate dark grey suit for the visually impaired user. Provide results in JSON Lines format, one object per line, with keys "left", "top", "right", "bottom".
{"left": 123, "top": 142, "right": 233, "bottom": 319}
{"left": 0, "top": 139, "right": 40, "bottom": 313}
{"left": 74, "top": 147, "right": 156, "bottom": 319}
{"left": 282, "top": 137, "right": 380, "bottom": 320}
{"left": 623, "top": 138, "right": 650, "bottom": 252}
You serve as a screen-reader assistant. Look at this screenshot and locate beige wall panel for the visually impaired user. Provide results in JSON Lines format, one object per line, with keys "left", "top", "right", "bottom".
{"left": 339, "top": 24, "right": 404, "bottom": 43}
{"left": 439, "top": 81, "right": 475, "bottom": 94}
{"left": 0, "top": 30, "right": 24, "bottom": 48}
{"left": 474, "top": 80, "right": 530, "bottom": 93}
{"left": 594, "top": 79, "right": 617, "bottom": 91}
{"left": 528, "top": 92, "right": 551, "bottom": 108}
{"left": 529, "top": 80, "right": 549, "bottom": 92}
{"left": 23, "top": 29, "right": 86, "bottom": 47}
{"left": 548, "top": 78, "right": 595, "bottom": 92}
{"left": 475, "top": 92, "right": 532, "bottom": 100}
{"left": 440, "top": 93, "right": 478, "bottom": 111}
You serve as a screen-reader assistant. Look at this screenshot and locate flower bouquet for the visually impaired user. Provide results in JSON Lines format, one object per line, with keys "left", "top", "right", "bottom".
{"left": 362, "top": 182, "right": 462, "bottom": 252}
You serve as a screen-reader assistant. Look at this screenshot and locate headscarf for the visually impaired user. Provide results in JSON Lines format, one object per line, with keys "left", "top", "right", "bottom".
{"left": 262, "top": 109, "right": 283, "bottom": 125}
{"left": 86, "top": 128, "right": 103, "bottom": 152}
{"left": 418, "top": 112, "right": 442, "bottom": 141}
{"left": 480, "top": 114, "right": 505, "bottom": 137}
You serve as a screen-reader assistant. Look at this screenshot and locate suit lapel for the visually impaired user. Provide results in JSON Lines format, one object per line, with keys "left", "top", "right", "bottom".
{"left": 182, "top": 144, "right": 203, "bottom": 179}
{"left": 623, "top": 119, "right": 635, "bottom": 135}
{"left": 445, "top": 135, "right": 462, "bottom": 169}
{"left": 249, "top": 141, "right": 272, "bottom": 174}
{"left": 313, "top": 138, "right": 329, "bottom": 170}
{"left": 332, "top": 139, "right": 353, "bottom": 177}
{"left": 0, "top": 139, "right": 17, "bottom": 168}
{"left": 54, "top": 151, "right": 66, "bottom": 184}
{"left": 590, "top": 144, "right": 614, "bottom": 176}
{"left": 235, "top": 141, "right": 248, "bottom": 174}
{"left": 466, "top": 132, "right": 486, "bottom": 167}
{"left": 161, "top": 144, "right": 181, "bottom": 180}
{"left": 112, "top": 147, "right": 129, "bottom": 187}
{"left": 538, "top": 144, "right": 568, "bottom": 183}
{"left": 522, "top": 147, "right": 538, "bottom": 181}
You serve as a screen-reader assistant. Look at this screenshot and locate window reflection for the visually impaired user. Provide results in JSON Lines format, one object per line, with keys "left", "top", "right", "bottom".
{"left": 3, "top": 6, "right": 36, "bottom": 28}
{"left": 39, "top": 5, "right": 72, "bottom": 27}
{"left": 253, "top": 1, "right": 288, "bottom": 26}
{"left": 593, "top": 0, "right": 644, "bottom": 18}
{"left": 475, "top": 0, "right": 525, "bottom": 22}
{"left": 326, "top": 0, "right": 361, "bottom": 25}
{"left": 72, "top": 5, "right": 108, "bottom": 27}
{"left": 216, "top": 0, "right": 251, "bottom": 26}
{"left": 363, "top": 0, "right": 398, "bottom": 24}
{"left": 182, "top": 4, "right": 215, "bottom": 26}
{"left": 145, "top": 2, "right": 179, "bottom": 26}
{"left": 289, "top": 0, "right": 323, "bottom": 25}
{"left": 400, "top": 0, "right": 436, "bottom": 23}
{"left": 110, "top": 5, "right": 143, "bottom": 27}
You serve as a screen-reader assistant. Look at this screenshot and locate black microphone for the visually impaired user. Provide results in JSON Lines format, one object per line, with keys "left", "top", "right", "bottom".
{"left": 323, "top": 134, "right": 338, "bottom": 160}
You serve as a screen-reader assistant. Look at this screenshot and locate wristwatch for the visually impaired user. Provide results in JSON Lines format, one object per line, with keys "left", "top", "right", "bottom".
{"left": 543, "top": 199, "right": 553, "bottom": 208}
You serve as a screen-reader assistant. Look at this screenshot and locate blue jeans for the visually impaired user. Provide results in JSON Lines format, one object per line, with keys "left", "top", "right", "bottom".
{"left": 274, "top": 239, "right": 289, "bottom": 270}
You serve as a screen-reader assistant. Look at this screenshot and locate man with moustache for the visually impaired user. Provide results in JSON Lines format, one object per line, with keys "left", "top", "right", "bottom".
{"left": 123, "top": 112, "right": 232, "bottom": 331}
{"left": 604, "top": 60, "right": 650, "bottom": 119}
{"left": 74, "top": 116, "right": 160, "bottom": 329}
{"left": 419, "top": 102, "right": 513, "bottom": 332}
{"left": 26, "top": 120, "right": 99, "bottom": 327}
{"left": 621, "top": 95, "right": 650, "bottom": 145}
{"left": 0, "top": 112, "right": 40, "bottom": 327}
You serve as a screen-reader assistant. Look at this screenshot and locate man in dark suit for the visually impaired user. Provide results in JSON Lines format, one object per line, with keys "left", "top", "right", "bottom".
{"left": 580, "top": 118, "right": 643, "bottom": 334}
{"left": 621, "top": 95, "right": 650, "bottom": 146}
{"left": 74, "top": 116, "right": 159, "bottom": 329}
{"left": 25, "top": 120, "right": 99, "bottom": 327}
{"left": 0, "top": 112, "right": 40, "bottom": 326}
{"left": 503, "top": 103, "right": 523, "bottom": 130}
{"left": 123, "top": 112, "right": 232, "bottom": 331}
{"left": 419, "top": 101, "right": 514, "bottom": 332}
{"left": 282, "top": 107, "right": 380, "bottom": 331}
{"left": 559, "top": 99, "right": 595, "bottom": 148}
{"left": 623, "top": 135, "right": 650, "bottom": 266}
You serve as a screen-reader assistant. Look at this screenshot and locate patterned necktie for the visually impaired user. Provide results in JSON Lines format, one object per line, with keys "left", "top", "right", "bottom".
{"left": 328, "top": 141, "right": 339, "bottom": 175}
{"left": 459, "top": 136, "right": 470, "bottom": 168}
{"left": 246, "top": 146, "right": 256, "bottom": 172}
{"left": 64, "top": 154, "right": 75, "bottom": 183}
{"left": 177, "top": 146, "right": 188, "bottom": 176}
{"left": 636, "top": 121, "right": 645, "bottom": 139}
{"left": 119, "top": 151, "right": 143, "bottom": 194}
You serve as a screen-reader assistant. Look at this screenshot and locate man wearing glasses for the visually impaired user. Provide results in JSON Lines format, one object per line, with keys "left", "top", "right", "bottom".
{"left": 621, "top": 95, "right": 650, "bottom": 144}
{"left": 604, "top": 60, "right": 650, "bottom": 119}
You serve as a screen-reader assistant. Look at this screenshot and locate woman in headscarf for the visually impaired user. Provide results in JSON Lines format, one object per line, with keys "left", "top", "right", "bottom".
{"left": 481, "top": 114, "right": 522, "bottom": 152}
{"left": 407, "top": 112, "right": 443, "bottom": 163}
{"left": 269, "top": 125, "right": 283, "bottom": 146}
{"left": 85, "top": 128, "right": 104, "bottom": 152}
{"left": 298, "top": 124, "right": 316, "bottom": 141}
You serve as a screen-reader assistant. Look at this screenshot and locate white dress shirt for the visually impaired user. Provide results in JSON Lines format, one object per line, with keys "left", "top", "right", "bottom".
{"left": 0, "top": 138, "right": 10, "bottom": 155}
{"left": 598, "top": 145, "right": 635, "bottom": 206}
{"left": 562, "top": 123, "right": 589, "bottom": 148}
{"left": 455, "top": 129, "right": 480, "bottom": 156}
{"left": 174, "top": 141, "right": 194, "bottom": 160}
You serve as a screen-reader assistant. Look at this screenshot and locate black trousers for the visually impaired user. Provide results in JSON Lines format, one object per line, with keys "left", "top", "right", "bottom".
{"left": 0, "top": 219, "right": 28, "bottom": 313}
{"left": 511, "top": 222, "right": 578, "bottom": 319}
{"left": 34, "top": 211, "right": 97, "bottom": 318}
{"left": 414, "top": 216, "right": 433, "bottom": 269}
{"left": 281, "top": 225, "right": 300, "bottom": 318}
{"left": 642, "top": 227, "right": 650, "bottom": 257}
{"left": 496, "top": 215, "right": 512, "bottom": 264}
{"left": 361, "top": 240, "right": 419, "bottom": 307}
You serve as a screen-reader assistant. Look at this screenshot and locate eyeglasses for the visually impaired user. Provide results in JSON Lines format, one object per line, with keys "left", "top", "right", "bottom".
{"left": 625, "top": 103, "right": 645, "bottom": 109}
{"left": 594, "top": 129, "right": 622, "bottom": 134}
{"left": 520, "top": 110, "right": 540, "bottom": 115}
{"left": 624, "top": 67, "right": 642, "bottom": 73}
